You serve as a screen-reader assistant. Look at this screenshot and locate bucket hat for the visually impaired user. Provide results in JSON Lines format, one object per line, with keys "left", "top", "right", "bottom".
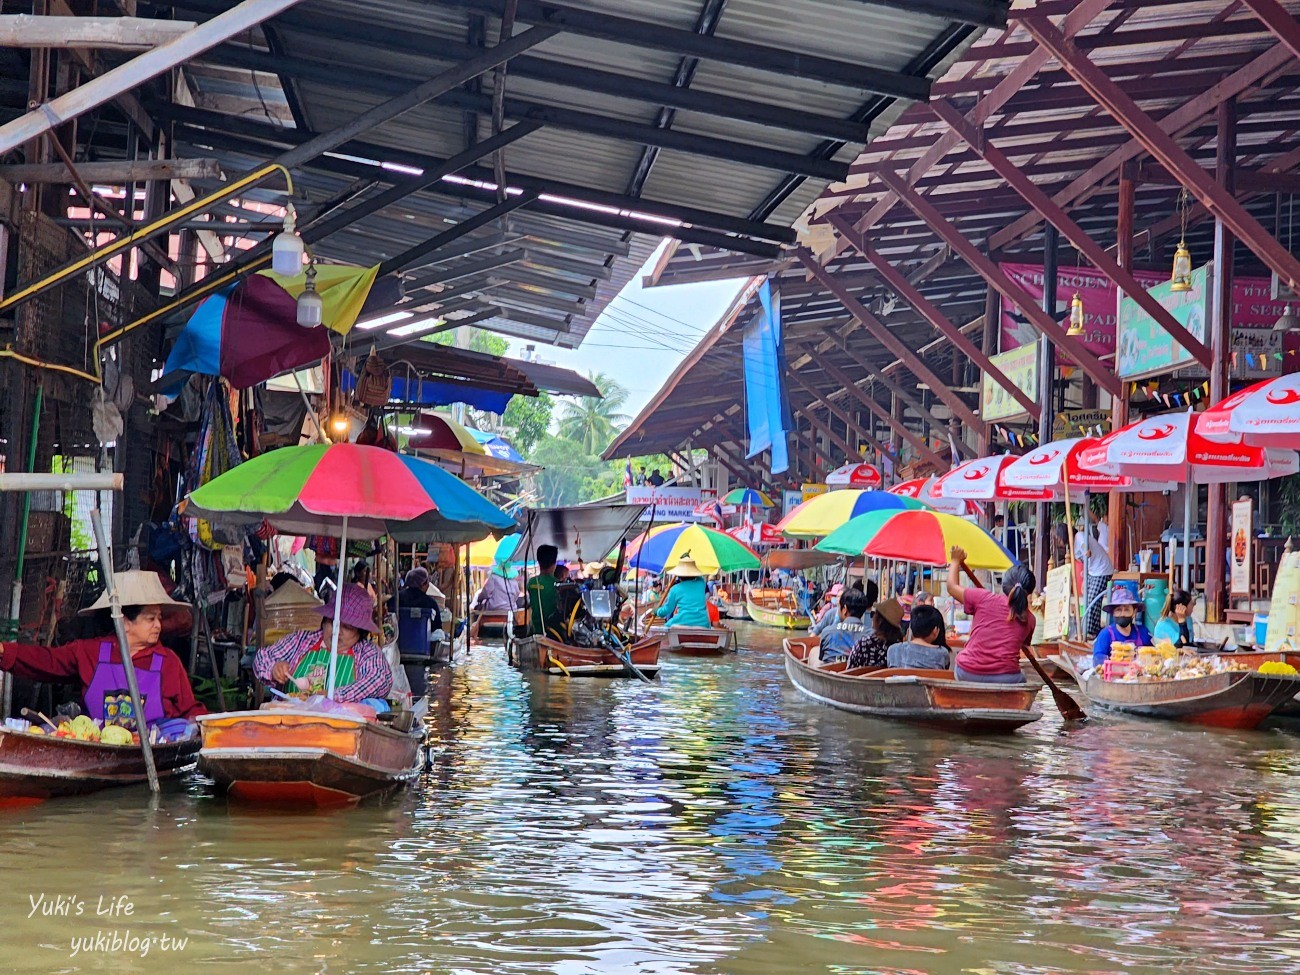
{"left": 315, "top": 583, "right": 378, "bottom": 633}
{"left": 1102, "top": 585, "right": 1142, "bottom": 612}
{"left": 873, "top": 597, "right": 905, "bottom": 629}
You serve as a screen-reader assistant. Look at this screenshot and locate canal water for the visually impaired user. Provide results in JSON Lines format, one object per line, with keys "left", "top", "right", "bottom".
{"left": 4, "top": 622, "right": 1300, "bottom": 974}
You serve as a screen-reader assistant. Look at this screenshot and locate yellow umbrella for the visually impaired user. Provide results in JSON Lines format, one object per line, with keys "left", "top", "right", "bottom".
{"left": 260, "top": 264, "right": 380, "bottom": 336}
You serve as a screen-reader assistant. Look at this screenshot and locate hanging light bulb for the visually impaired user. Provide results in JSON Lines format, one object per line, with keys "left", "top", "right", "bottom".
{"left": 272, "top": 202, "right": 305, "bottom": 275}
{"left": 1067, "top": 291, "right": 1085, "bottom": 336}
{"left": 296, "top": 260, "right": 324, "bottom": 328}
{"left": 1170, "top": 189, "right": 1193, "bottom": 292}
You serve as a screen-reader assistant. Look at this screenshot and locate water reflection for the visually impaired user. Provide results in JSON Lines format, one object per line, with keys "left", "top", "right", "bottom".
{"left": 2, "top": 624, "right": 1299, "bottom": 973}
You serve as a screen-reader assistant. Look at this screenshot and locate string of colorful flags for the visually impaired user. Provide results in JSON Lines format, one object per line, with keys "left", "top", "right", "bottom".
{"left": 1129, "top": 379, "right": 1210, "bottom": 408}
{"left": 994, "top": 426, "right": 1039, "bottom": 448}
{"left": 1230, "top": 349, "right": 1296, "bottom": 372}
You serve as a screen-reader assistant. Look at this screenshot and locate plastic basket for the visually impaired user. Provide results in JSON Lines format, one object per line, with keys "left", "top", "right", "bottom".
{"left": 1103, "top": 659, "right": 1138, "bottom": 681}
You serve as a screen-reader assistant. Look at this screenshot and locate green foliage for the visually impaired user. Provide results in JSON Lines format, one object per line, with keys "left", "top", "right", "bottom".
{"left": 424, "top": 328, "right": 508, "bottom": 357}
{"left": 529, "top": 435, "right": 607, "bottom": 507}
{"left": 192, "top": 676, "right": 251, "bottom": 713}
{"left": 556, "top": 372, "right": 631, "bottom": 455}
{"left": 502, "top": 392, "right": 554, "bottom": 456}
{"left": 1279, "top": 473, "right": 1300, "bottom": 536}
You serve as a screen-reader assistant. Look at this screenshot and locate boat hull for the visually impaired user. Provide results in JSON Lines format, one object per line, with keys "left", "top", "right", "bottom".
{"left": 1080, "top": 671, "right": 1300, "bottom": 729}
{"left": 0, "top": 730, "right": 200, "bottom": 804}
{"left": 783, "top": 640, "right": 1041, "bottom": 732}
{"left": 472, "top": 609, "right": 526, "bottom": 639}
{"left": 513, "top": 634, "right": 663, "bottom": 677}
{"left": 746, "top": 590, "right": 811, "bottom": 629}
{"left": 649, "top": 626, "right": 733, "bottom": 656}
{"left": 198, "top": 710, "right": 422, "bottom": 806}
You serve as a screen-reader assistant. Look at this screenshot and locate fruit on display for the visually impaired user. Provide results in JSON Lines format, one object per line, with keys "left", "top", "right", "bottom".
{"left": 99, "top": 725, "right": 135, "bottom": 746}
{"left": 1259, "top": 660, "right": 1299, "bottom": 676}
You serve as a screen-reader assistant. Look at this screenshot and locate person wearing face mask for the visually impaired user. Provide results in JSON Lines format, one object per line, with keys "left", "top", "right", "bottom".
{"left": 1091, "top": 586, "right": 1152, "bottom": 669}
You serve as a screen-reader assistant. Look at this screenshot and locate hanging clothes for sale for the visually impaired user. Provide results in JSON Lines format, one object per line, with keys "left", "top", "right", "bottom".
{"left": 187, "top": 380, "right": 246, "bottom": 550}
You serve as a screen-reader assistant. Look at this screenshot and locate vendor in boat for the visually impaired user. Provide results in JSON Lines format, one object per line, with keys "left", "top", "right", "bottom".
{"left": 651, "top": 557, "right": 713, "bottom": 628}
{"left": 887, "top": 604, "right": 951, "bottom": 670}
{"left": 254, "top": 583, "right": 392, "bottom": 702}
{"left": 818, "top": 589, "right": 871, "bottom": 664}
{"left": 1153, "top": 588, "right": 1197, "bottom": 648}
{"left": 527, "top": 545, "right": 564, "bottom": 637}
{"left": 0, "top": 571, "right": 206, "bottom": 727}
{"left": 847, "top": 598, "right": 906, "bottom": 669}
{"left": 945, "top": 547, "right": 1036, "bottom": 684}
{"left": 1091, "top": 585, "right": 1153, "bottom": 668}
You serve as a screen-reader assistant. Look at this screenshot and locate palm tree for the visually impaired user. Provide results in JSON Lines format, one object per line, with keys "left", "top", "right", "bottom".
{"left": 557, "top": 373, "right": 631, "bottom": 454}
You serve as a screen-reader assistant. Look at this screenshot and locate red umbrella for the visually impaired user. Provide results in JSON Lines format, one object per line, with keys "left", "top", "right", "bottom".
{"left": 1199, "top": 373, "right": 1300, "bottom": 448}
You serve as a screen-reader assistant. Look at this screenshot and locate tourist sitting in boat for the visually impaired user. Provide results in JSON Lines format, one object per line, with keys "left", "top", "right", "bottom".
{"left": 887, "top": 604, "right": 951, "bottom": 670}
{"left": 847, "top": 599, "right": 905, "bottom": 669}
{"left": 651, "top": 558, "right": 713, "bottom": 628}
{"left": 469, "top": 563, "right": 518, "bottom": 638}
{"left": 1153, "top": 588, "right": 1197, "bottom": 648}
{"left": 809, "top": 584, "right": 844, "bottom": 637}
{"left": 527, "top": 545, "right": 564, "bottom": 637}
{"left": 254, "top": 583, "right": 392, "bottom": 702}
{"left": 389, "top": 567, "right": 445, "bottom": 640}
{"left": 1091, "top": 586, "right": 1152, "bottom": 668}
{"left": 818, "top": 589, "right": 871, "bottom": 664}
{"left": 0, "top": 570, "right": 206, "bottom": 727}
{"left": 945, "top": 546, "right": 1036, "bottom": 684}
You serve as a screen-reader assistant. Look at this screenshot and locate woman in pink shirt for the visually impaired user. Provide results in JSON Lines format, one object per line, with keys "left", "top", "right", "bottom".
{"left": 945, "top": 546, "right": 1036, "bottom": 684}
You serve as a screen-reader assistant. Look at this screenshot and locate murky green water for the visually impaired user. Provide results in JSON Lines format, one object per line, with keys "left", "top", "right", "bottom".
{"left": 4, "top": 622, "right": 1300, "bottom": 974}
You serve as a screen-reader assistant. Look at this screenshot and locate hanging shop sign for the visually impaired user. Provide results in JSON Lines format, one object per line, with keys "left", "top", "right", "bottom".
{"left": 1053, "top": 408, "right": 1112, "bottom": 440}
{"left": 782, "top": 489, "right": 804, "bottom": 515}
{"left": 1231, "top": 497, "right": 1253, "bottom": 598}
{"left": 981, "top": 340, "right": 1039, "bottom": 422}
{"left": 626, "top": 486, "right": 703, "bottom": 522}
{"left": 1116, "top": 263, "right": 1211, "bottom": 380}
{"left": 800, "top": 482, "right": 828, "bottom": 502}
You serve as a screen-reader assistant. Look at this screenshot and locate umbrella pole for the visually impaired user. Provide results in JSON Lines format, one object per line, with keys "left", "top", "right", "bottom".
{"left": 326, "top": 515, "right": 349, "bottom": 700}
{"left": 1183, "top": 481, "right": 1194, "bottom": 590}
{"left": 464, "top": 542, "right": 471, "bottom": 656}
{"left": 1063, "top": 478, "right": 1085, "bottom": 642}
{"left": 90, "top": 509, "right": 160, "bottom": 794}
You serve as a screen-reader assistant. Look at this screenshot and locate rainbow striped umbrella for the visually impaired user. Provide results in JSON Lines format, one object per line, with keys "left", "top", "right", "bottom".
{"left": 625, "top": 523, "right": 760, "bottom": 575}
{"left": 816, "top": 510, "right": 1013, "bottom": 570}
{"left": 776, "top": 489, "right": 926, "bottom": 538}
{"left": 722, "top": 488, "right": 775, "bottom": 508}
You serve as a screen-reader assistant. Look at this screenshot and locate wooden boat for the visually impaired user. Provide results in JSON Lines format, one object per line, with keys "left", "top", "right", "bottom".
{"left": 715, "top": 584, "right": 749, "bottom": 620}
{"left": 1053, "top": 642, "right": 1300, "bottom": 729}
{"left": 512, "top": 633, "right": 663, "bottom": 677}
{"left": 472, "top": 608, "right": 526, "bottom": 639}
{"left": 197, "top": 709, "right": 423, "bottom": 806}
{"left": 648, "top": 625, "right": 734, "bottom": 656}
{"left": 0, "top": 729, "right": 200, "bottom": 806}
{"left": 783, "top": 638, "right": 1042, "bottom": 732}
{"left": 746, "top": 587, "right": 811, "bottom": 629}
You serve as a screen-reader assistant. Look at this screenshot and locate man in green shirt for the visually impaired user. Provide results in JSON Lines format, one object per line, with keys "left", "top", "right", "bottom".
{"left": 527, "top": 544, "right": 562, "bottom": 637}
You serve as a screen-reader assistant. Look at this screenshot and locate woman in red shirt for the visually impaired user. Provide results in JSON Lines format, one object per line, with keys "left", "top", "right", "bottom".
{"left": 945, "top": 546, "right": 1036, "bottom": 684}
{"left": 0, "top": 571, "right": 206, "bottom": 727}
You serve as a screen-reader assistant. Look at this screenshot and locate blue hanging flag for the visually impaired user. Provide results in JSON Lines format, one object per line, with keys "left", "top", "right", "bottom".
{"left": 743, "top": 279, "right": 790, "bottom": 475}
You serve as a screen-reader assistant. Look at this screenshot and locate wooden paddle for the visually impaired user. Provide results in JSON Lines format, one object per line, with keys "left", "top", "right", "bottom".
{"left": 957, "top": 558, "right": 1086, "bottom": 722}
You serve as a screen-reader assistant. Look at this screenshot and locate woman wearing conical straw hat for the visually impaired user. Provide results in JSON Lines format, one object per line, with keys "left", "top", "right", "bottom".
{"left": 650, "top": 556, "right": 713, "bottom": 629}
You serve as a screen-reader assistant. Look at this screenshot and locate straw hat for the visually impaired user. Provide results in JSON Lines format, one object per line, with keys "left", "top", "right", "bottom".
{"left": 80, "top": 571, "right": 188, "bottom": 615}
{"left": 315, "top": 583, "right": 378, "bottom": 633}
{"left": 873, "top": 597, "right": 905, "bottom": 629}
{"left": 669, "top": 557, "right": 707, "bottom": 578}
{"left": 264, "top": 581, "right": 323, "bottom": 608}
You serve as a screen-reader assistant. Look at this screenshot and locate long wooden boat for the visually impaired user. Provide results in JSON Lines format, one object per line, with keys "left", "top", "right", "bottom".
{"left": 784, "top": 638, "right": 1042, "bottom": 732}
{"left": 648, "top": 625, "right": 734, "bottom": 656}
{"left": 512, "top": 634, "right": 663, "bottom": 677}
{"left": 746, "top": 588, "right": 811, "bottom": 629}
{"left": 197, "top": 709, "right": 422, "bottom": 807}
{"left": 0, "top": 729, "right": 200, "bottom": 806}
{"left": 715, "top": 584, "right": 749, "bottom": 620}
{"left": 1052, "top": 643, "right": 1300, "bottom": 729}
{"left": 472, "top": 608, "right": 526, "bottom": 640}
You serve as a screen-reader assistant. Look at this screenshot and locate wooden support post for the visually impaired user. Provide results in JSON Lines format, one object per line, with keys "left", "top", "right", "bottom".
{"left": 811, "top": 355, "right": 947, "bottom": 469}
{"left": 0, "top": 15, "right": 197, "bottom": 49}
{"left": 1205, "top": 100, "right": 1237, "bottom": 624}
{"left": 787, "top": 368, "right": 897, "bottom": 463}
{"left": 1107, "top": 172, "right": 1135, "bottom": 572}
{"left": 0, "top": 157, "right": 222, "bottom": 183}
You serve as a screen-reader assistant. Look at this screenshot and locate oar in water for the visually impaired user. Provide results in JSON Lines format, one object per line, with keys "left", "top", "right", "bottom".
{"left": 959, "top": 560, "right": 1086, "bottom": 722}
{"left": 605, "top": 629, "right": 653, "bottom": 683}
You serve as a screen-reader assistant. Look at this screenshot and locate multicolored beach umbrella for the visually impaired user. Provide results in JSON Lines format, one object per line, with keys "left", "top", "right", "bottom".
{"left": 776, "top": 489, "right": 926, "bottom": 538}
{"left": 722, "top": 488, "right": 775, "bottom": 508}
{"left": 185, "top": 443, "right": 515, "bottom": 542}
{"left": 161, "top": 264, "right": 381, "bottom": 392}
{"left": 817, "top": 510, "right": 1013, "bottom": 571}
{"left": 625, "top": 522, "right": 760, "bottom": 575}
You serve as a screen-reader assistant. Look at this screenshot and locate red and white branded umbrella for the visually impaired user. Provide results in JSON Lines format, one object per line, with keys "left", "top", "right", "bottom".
{"left": 933, "top": 454, "right": 1052, "bottom": 502}
{"left": 725, "top": 522, "right": 784, "bottom": 547}
{"left": 1001, "top": 437, "right": 1175, "bottom": 498}
{"left": 889, "top": 476, "right": 982, "bottom": 515}
{"left": 825, "top": 462, "right": 882, "bottom": 488}
{"left": 1079, "top": 410, "right": 1298, "bottom": 483}
{"left": 1199, "top": 373, "right": 1300, "bottom": 448}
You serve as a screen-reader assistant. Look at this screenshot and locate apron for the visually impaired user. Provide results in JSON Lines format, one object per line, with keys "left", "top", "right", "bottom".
{"left": 83, "top": 641, "right": 166, "bottom": 730}
{"left": 288, "top": 635, "right": 356, "bottom": 695}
